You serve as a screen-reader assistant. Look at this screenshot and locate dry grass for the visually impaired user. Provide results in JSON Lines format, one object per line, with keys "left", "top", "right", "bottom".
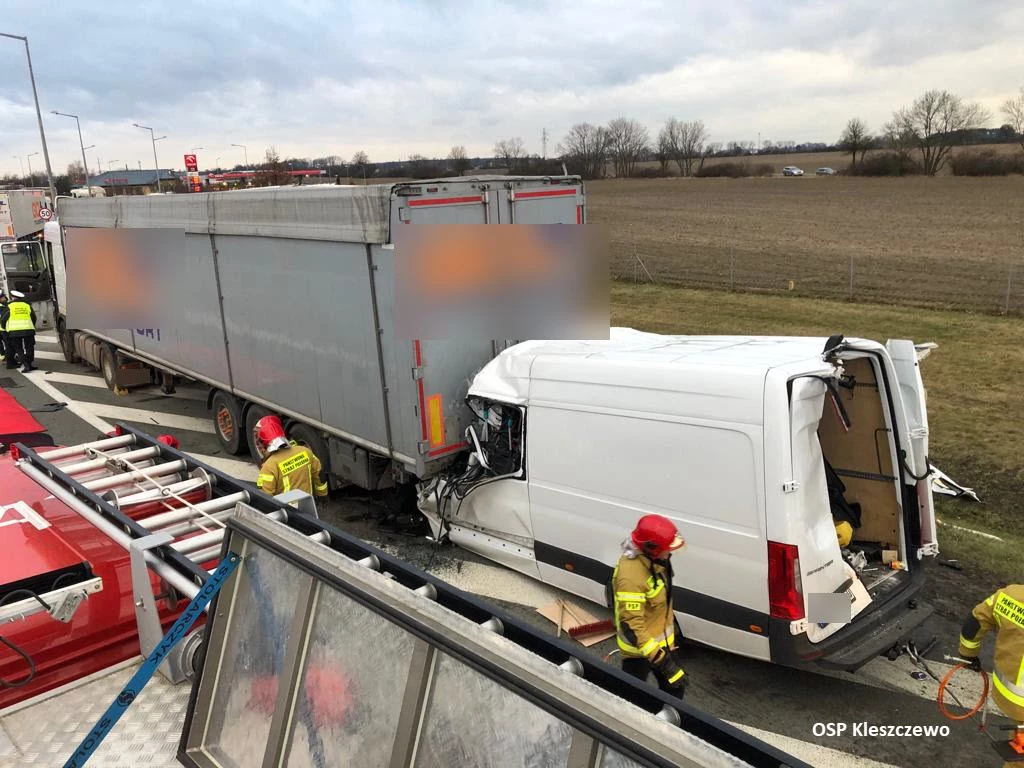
{"left": 609, "top": 281, "right": 1024, "bottom": 580}
{"left": 588, "top": 174, "right": 1024, "bottom": 313}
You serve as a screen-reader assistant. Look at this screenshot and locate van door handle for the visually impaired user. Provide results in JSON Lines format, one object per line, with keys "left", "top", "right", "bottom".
{"left": 834, "top": 578, "right": 853, "bottom": 593}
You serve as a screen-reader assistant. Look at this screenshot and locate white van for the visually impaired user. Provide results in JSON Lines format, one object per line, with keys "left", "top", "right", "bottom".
{"left": 418, "top": 329, "right": 938, "bottom": 671}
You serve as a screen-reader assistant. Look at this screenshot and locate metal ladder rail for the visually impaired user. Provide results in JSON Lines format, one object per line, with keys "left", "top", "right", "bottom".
{"left": 13, "top": 423, "right": 304, "bottom": 591}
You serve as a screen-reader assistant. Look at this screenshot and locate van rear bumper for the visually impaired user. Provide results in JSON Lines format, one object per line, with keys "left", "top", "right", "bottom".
{"left": 768, "top": 578, "right": 934, "bottom": 672}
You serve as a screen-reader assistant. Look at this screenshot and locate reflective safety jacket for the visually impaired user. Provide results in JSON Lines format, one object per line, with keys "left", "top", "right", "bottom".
{"left": 258, "top": 441, "right": 328, "bottom": 498}
{"left": 959, "top": 584, "right": 1024, "bottom": 723}
{"left": 4, "top": 301, "right": 34, "bottom": 333}
{"left": 612, "top": 550, "right": 677, "bottom": 659}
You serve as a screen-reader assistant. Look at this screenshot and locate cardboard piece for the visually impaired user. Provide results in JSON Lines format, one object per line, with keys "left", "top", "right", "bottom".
{"left": 537, "top": 599, "right": 615, "bottom": 646}
{"left": 882, "top": 549, "right": 898, "bottom": 565}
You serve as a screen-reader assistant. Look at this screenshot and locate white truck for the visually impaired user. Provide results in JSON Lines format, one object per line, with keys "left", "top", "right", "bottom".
{"left": 419, "top": 329, "right": 940, "bottom": 673}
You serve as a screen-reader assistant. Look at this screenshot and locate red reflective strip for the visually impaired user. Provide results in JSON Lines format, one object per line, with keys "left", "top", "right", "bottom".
{"left": 576, "top": 205, "right": 583, "bottom": 224}
{"left": 514, "top": 188, "right": 578, "bottom": 200}
{"left": 429, "top": 441, "right": 469, "bottom": 458}
{"left": 414, "top": 341, "right": 428, "bottom": 441}
{"left": 407, "top": 195, "right": 481, "bottom": 207}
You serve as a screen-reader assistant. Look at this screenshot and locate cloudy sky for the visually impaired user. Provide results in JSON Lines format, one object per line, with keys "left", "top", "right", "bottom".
{"left": 2, "top": 0, "right": 1022, "bottom": 177}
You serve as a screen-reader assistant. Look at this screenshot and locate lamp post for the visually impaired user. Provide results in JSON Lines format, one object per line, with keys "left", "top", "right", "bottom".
{"left": 13, "top": 155, "right": 24, "bottom": 176}
{"left": 26, "top": 151, "right": 38, "bottom": 183}
{"left": 1, "top": 33, "right": 57, "bottom": 205}
{"left": 108, "top": 160, "right": 118, "bottom": 171}
{"left": 51, "top": 110, "right": 91, "bottom": 184}
{"left": 231, "top": 143, "right": 248, "bottom": 167}
{"left": 133, "top": 123, "right": 165, "bottom": 193}
{"left": 214, "top": 156, "right": 221, "bottom": 168}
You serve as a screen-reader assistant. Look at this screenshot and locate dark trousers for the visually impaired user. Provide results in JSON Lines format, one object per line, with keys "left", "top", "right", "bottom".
{"left": 8, "top": 332, "right": 34, "bottom": 369}
{"left": 621, "top": 654, "right": 685, "bottom": 697}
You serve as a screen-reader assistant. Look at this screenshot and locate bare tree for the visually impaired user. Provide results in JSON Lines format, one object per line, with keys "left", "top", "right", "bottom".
{"left": 493, "top": 138, "right": 526, "bottom": 171}
{"left": 351, "top": 150, "right": 369, "bottom": 180}
{"left": 840, "top": 118, "right": 872, "bottom": 168}
{"left": 887, "top": 90, "right": 990, "bottom": 175}
{"left": 1002, "top": 87, "right": 1024, "bottom": 152}
{"left": 255, "top": 147, "right": 291, "bottom": 187}
{"left": 558, "top": 123, "right": 610, "bottom": 180}
{"left": 661, "top": 119, "right": 709, "bottom": 176}
{"left": 448, "top": 145, "right": 471, "bottom": 175}
{"left": 606, "top": 117, "right": 650, "bottom": 178}
{"left": 655, "top": 124, "right": 673, "bottom": 175}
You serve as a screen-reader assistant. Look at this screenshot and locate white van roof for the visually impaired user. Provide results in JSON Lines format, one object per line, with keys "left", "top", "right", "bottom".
{"left": 469, "top": 328, "right": 846, "bottom": 406}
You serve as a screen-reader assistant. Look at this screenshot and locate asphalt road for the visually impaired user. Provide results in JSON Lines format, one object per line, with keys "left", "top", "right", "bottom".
{"left": 2, "top": 334, "right": 1013, "bottom": 768}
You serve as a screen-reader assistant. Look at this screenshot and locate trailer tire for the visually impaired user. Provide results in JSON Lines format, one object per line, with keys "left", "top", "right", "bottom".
{"left": 244, "top": 405, "right": 274, "bottom": 464}
{"left": 286, "top": 422, "right": 329, "bottom": 477}
{"left": 211, "top": 391, "right": 245, "bottom": 456}
{"left": 100, "top": 344, "right": 119, "bottom": 390}
{"left": 57, "top": 321, "right": 78, "bottom": 363}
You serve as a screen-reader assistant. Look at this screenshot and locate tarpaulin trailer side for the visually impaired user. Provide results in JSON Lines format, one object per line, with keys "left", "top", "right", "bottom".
{"left": 53, "top": 176, "right": 586, "bottom": 490}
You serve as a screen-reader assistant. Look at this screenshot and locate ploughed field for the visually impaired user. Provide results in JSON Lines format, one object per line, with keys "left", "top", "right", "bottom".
{"left": 587, "top": 174, "right": 1024, "bottom": 314}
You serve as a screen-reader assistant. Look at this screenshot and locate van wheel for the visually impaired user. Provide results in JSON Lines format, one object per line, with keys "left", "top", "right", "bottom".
{"left": 245, "top": 405, "right": 274, "bottom": 464}
{"left": 57, "top": 321, "right": 78, "bottom": 363}
{"left": 100, "top": 344, "right": 119, "bottom": 390}
{"left": 211, "top": 391, "right": 245, "bottom": 455}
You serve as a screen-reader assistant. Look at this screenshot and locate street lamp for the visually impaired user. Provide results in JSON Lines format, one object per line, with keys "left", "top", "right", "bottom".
{"left": 231, "top": 143, "right": 248, "bottom": 167}
{"left": 133, "top": 123, "right": 165, "bottom": 193}
{"left": 51, "top": 110, "right": 91, "bottom": 185}
{"left": 1, "top": 33, "right": 56, "bottom": 204}
{"left": 214, "top": 156, "right": 221, "bottom": 168}
{"left": 26, "top": 151, "right": 38, "bottom": 180}
{"left": 13, "top": 155, "right": 24, "bottom": 176}
{"left": 108, "top": 160, "right": 119, "bottom": 171}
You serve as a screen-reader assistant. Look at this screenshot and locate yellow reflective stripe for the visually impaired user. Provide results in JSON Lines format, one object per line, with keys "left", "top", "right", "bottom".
{"left": 667, "top": 668, "right": 684, "bottom": 684}
{"left": 994, "top": 671, "right": 1024, "bottom": 708}
{"left": 278, "top": 451, "right": 311, "bottom": 475}
{"left": 314, "top": 482, "right": 328, "bottom": 493}
{"left": 993, "top": 592, "right": 1024, "bottom": 630}
{"left": 986, "top": 595, "right": 995, "bottom": 607}
{"left": 959, "top": 634, "right": 982, "bottom": 650}
{"left": 615, "top": 592, "right": 647, "bottom": 602}
{"left": 646, "top": 582, "right": 665, "bottom": 600}
{"left": 639, "top": 638, "right": 658, "bottom": 657}
{"left": 282, "top": 476, "right": 291, "bottom": 492}
{"left": 257, "top": 474, "right": 275, "bottom": 483}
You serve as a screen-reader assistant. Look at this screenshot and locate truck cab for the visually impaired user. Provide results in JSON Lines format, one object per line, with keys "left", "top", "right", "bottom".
{"left": 0, "top": 239, "right": 55, "bottom": 330}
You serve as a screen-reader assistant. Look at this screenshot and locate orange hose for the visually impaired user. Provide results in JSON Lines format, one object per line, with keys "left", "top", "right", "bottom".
{"left": 937, "top": 663, "right": 989, "bottom": 721}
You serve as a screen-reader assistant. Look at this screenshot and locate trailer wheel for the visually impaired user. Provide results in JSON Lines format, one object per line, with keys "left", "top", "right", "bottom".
{"left": 57, "top": 321, "right": 78, "bottom": 363}
{"left": 244, "top": 405, "right": 274, "bottom": 464}
{"left": 211, "top": 391, "right": 245, "bottom": 455}
{"left": 100, "top": 344, "right": 119, "bottom": 390}
{"left": 286, "top": 422, "right": 329, "bottom": 475}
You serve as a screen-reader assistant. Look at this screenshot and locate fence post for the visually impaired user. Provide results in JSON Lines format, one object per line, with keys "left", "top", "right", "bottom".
{"left": 1005, "top": 263, "right": 1014, "bottom": 315}
{"left": 849, "top": 254, "right": 855, "bottom": 301}
{"left": 730, "top": 246, "right": 735, "bottom": 292}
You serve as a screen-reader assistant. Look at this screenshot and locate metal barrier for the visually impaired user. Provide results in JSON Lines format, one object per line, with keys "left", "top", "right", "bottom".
{"left": 179, "top": 505, "right": 809, "bottom": 768}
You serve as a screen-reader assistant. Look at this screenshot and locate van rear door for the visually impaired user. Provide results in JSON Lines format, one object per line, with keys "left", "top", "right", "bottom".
{"left": 885, "top": 339, "right": 939, "bottom": 556}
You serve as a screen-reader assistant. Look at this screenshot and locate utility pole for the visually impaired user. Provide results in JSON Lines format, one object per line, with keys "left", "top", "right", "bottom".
{"left": 133, "top": 123, "right": 165, "bottom": 192}
{"left": 542, "top": 128, "right": 548, "bottom": 159}
{"left": 1, "top": 33, "right": 57, "bottom": 205}
{"left": 27, "top": 152, "right": 38, "bottom": 182}
{"left": 13, "top": 155, "right": 24, "bottom": 176}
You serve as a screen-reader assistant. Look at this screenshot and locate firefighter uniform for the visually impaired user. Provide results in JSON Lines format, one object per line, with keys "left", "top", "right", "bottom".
{"left": 959, "top": 584, "right": 1024, "bottom": 764}
{"left": 612, "top": 552, "right": 685, "bottom": 693}
{"left": 257, "top": 441, "right": 328, "bottom": 498}
{"left": 4, "top": 298, "right": 37, "bottom": 372}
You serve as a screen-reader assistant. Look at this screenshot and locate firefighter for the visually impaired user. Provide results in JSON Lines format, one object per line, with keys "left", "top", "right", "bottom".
{"left": 254, "top": 415, "right": 329, "bottom": 498}
{"left": 958, "top": 584, "right": 1024, "bottom": 765}
{"left": 4, "top": 291, "right": 36, "bottom": 372}
{"left": 0, "top": 291, "right": 9, "bottom": 367}
{"left": 612, "top": 514, "right": 688, "bottom": 697}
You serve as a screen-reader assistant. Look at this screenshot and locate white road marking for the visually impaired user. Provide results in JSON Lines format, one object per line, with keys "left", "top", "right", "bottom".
{"left": 33, "top": 350, "right": 66, "bottom": 361}
{"left": 727, "top": 722, "right": 901, "bottom": 768}
{"left": 82, "top": 402, "right": 213, "bottom": 435}
{"left": 35, "top": 334, "right": 58, "bottom": 344}
{"left": 36, "top": 372, "right": 107, "bottom": 389}
{"left": 20, "top": 369, "right": 258, "bottom": 482}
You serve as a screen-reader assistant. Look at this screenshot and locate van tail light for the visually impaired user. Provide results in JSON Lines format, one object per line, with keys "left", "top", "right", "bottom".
{"left": 768, "top": 541, "right": 805, "bottom": 620}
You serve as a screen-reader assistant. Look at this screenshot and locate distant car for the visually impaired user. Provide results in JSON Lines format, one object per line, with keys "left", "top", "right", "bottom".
{"left": 816, "top": 167, "right": 836, "bottom": 176}
{"left": 782, "top": 166, "right": 804, "bottom": 176}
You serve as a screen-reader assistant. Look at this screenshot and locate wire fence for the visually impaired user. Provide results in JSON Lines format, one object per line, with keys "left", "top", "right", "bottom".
{"left": 607, "top": 234, "right": 1023, "bottom": 316}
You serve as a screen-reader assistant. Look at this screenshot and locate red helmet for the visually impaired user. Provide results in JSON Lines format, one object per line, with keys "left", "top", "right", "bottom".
{"left": 254, "top": 415, "right": 288, "bottom": 453}
{"left": 631, "top": 514, "right": 685, "bottom": 558}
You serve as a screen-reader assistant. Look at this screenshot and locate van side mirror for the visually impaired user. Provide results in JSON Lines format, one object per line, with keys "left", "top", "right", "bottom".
{"left": 466, "top": 425, "right": 490, "bottom": 471}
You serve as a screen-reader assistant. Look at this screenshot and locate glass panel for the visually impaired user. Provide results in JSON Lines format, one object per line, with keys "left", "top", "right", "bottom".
{"left": 1, "top": 242, "right": 44, "bottom": 272}
{"left": 414, "top": 652, "right": 573, "bottom": 768}
{"left": 599, "top": 746, "right": 647, "bottom": 768}
{"left": 202, "top": 544, "right": 308, "bottom": 767}
{"left": 283, "top": 584, "right": 416, "bottom": 767}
